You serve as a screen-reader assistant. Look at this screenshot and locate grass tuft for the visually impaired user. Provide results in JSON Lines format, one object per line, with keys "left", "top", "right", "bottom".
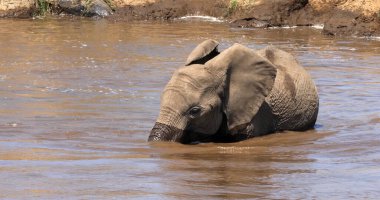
{"left": 228, "top": 0, "right": 238, "bottom": 16}
{"left": 34, "top": 0, "right": 51, "bottom": 16}
{"left": 103, "top": 0, "right": 115, "bottom": 11}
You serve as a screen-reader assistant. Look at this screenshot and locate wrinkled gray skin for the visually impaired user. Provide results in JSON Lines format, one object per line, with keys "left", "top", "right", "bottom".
{"left": 149, "top": 40, "right": 319, "bottom": 144}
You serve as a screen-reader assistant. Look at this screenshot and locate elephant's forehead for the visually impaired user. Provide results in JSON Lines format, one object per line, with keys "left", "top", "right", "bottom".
{"left": 169, "top": 65, "right": 213, "bottom": 87}
{"left": 161, "top": 87, "right": 199, "bottom": 105}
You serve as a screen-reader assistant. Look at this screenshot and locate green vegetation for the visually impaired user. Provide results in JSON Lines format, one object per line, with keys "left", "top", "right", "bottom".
{"left": 228, "top": 0, "right": 238, "bottom": 16}
{"left": 34, "top": 0, "right": 51, "bottom": 16}
{"left": 84, "top": 0, "right": 93, "bottom": 6}
{"left": 103, "top": 0, "right": 115, "bottom": 11}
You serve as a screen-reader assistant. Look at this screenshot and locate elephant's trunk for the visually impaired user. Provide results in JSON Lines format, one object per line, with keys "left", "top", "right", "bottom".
{"left": 148, "top": 122, "right": 185, "bottom": 142}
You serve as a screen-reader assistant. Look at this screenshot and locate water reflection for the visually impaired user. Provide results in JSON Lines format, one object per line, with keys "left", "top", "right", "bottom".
{"left": 147, "top": 131, "right": 324, "bottom": 199}
{"left": 0, "top": 18, "right": 379, "bottom": 199}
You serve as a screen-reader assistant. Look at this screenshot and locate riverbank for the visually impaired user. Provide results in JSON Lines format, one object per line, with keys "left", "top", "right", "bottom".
{"left": 1, "top": 19, "right": 380, "bottom": 200}
{"left": 1, "top": 0, "right": 379, "bottom": 36}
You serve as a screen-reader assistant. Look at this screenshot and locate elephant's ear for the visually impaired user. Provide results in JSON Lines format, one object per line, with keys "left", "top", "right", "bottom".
{"left": 205, "top": 43, "right": 277, "bottom": 132}
{"left": 185, "top": 39, "right": 220, "bottom": 66}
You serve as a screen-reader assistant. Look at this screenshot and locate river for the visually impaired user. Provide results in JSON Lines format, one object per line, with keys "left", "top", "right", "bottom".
{"left": 0, "top": 18, "right": 379, "bottom": 199}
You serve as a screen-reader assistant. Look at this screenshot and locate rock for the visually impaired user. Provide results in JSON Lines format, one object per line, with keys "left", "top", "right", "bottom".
{"left": 84, "top": 0, "right": 113, "bottom": 17}
{"left": 230, "top": 0, "right": 309, "bottom": 25}
{"left": 323, "top": 12, "right": 380, "bottom": 36}
{"left": 57, "top": 0, "right": 85, "bottom": 15}
{"left": 54, "top": 0, "right": 112, "bottom": 17}
{"left": 229, "top": 0, "right": 309, "bottom": 28}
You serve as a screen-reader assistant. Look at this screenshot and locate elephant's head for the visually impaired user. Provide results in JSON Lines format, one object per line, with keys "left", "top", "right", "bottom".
{"left": 148, "top": 40, "right": 277, "bottom": 144}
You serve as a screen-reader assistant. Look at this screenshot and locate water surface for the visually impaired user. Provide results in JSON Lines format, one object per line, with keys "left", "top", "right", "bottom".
{"left": 0, "top": 18, "right": 379, "bottom": 199}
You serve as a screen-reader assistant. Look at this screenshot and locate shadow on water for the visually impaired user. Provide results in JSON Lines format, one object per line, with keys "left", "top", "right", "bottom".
{"left": 0, "top": 18, "right": 380, "bottom": 199}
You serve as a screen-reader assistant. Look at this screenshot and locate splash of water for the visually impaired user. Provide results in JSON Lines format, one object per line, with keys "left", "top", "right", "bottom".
{"left": 356, "top": 36, "right": 380, "bottom": 41}
{"left": 268, "top": 25, "right": 298, "bottom": 29}
{"left": 177, "top": 15, "right": 224, "bottom": 23}
{"left": 311, "top": 24, "right": 324, "bottom": 30}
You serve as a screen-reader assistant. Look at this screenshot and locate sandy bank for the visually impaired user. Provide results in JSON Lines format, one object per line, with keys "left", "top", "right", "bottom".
{"left": 1, "top": 0, "right": 379, "bottom": 36}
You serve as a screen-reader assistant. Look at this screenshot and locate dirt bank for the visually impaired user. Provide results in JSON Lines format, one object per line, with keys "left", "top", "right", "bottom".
{"left": 107, "top": 0, "right": 229, "bottom": 20}
{"left": 228, "top": 0, "right": 380, "bottom": 36}
{"left": 109, "top": 0, "right": 380, "bottom": 36}
{"left": 0, "top": 0, "right": 35, "bottom": 17}
{"left": 1, "top": 0, "right": 379, "bottom": 36}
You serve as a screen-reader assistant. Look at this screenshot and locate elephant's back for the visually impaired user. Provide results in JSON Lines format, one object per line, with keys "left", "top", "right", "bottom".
{"left": 257, "top": 47, "right": 319, "bottom": 131}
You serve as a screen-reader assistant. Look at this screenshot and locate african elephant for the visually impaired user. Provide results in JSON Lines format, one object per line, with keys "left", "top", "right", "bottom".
{"left": 148, "top": 39, "right": 319, "bottom": 144}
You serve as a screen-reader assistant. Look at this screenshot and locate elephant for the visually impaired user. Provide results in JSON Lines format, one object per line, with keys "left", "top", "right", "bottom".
{"left": 148, "top": 39, "right": 319, "bottom": 144}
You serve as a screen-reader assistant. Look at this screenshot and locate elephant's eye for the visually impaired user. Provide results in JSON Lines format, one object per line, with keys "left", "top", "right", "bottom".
{"left": 188, "top": 106, "right": 202, "bottom": 118}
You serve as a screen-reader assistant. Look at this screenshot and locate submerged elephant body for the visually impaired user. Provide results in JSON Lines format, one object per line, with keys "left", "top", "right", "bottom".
{"left": 149, "top": 40, "right": 319, "bottom": 144}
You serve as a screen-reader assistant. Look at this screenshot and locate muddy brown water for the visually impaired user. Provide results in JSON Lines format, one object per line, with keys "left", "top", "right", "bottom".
{"left": 0, "top": 18, "right": 379, "bottom": 199}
